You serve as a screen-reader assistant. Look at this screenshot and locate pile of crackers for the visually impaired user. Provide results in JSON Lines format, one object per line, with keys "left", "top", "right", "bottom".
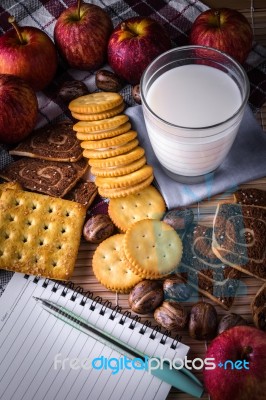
{"left": 69, "top": 92, "right": 154, "bottom": 198}
{"left": 92, "top": 185, "right": 183, "bottom": 293}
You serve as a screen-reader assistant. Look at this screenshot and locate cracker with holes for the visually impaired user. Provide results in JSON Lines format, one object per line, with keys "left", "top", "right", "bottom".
{"left": 108, "top": 185, "right": 166, "bottom": 232}
{"left": 0, "top": 189, "right": 86, "bottom": 280}
{"left": 123, "top": 219, "right": 183, "bottom": 279}
{"left": 0, "top": 182, "right": 22, "bottom": 198}
{"left": 92, "top": 234, "right": 142, "bottom": 293}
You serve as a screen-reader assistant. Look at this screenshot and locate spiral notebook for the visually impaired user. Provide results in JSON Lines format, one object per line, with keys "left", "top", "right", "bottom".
{"left": 0, "top": 273, "right": 189, "bottom": 400}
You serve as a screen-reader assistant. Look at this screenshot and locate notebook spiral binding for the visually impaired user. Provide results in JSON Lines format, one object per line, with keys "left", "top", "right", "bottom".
{"left": 25, "top": 275, "right": 182, "bottom": 350}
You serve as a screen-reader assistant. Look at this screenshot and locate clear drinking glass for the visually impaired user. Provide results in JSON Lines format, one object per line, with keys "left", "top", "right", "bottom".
{"left": 140, "top": 45, "right": 250, "bottom": 180}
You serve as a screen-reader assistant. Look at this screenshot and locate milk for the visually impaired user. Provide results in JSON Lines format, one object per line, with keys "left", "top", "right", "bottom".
{"left": 146, "top": 65, "right": 242, "bottom": 128}
{"left": 142, "top": 61, "right": 247, "bottom": 177}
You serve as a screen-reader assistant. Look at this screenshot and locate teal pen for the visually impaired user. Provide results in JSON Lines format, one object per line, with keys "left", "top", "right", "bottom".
{"left": 34, "top": 297, "right": 204, "bottom": 398}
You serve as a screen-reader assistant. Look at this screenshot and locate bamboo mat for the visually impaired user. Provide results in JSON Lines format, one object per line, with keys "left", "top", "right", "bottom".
{"left": 71, "top": 176, "right": 266, "bottom": 400}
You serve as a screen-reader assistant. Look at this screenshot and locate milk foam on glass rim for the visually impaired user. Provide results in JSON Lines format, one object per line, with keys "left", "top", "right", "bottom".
{"left": 140, "top": 46, "right": 250, "bottom": 179}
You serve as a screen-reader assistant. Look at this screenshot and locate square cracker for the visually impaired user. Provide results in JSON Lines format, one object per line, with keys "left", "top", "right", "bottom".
{"left": 0, "top": 189, "right": 86, "bottom": 280}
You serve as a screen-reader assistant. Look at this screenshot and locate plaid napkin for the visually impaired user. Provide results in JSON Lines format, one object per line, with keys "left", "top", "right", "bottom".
{"left": 0, "top": 1, "right": 266, "bottom": 289}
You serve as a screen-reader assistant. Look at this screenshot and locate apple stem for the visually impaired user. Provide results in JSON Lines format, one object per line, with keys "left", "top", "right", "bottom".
{"left": 8, "top": 16, "right": 25, "bottom": 44}
{"left": 121, "top": 22, "right": 126, "bottom": 31}
{"left": 240, "top": 346, "right": 253, "bottom": 361}
{"left": 214, "top": 10, "right": 221, "bottom": 28}
{"left": 77, "top": 0, "right": 82, "bottom": 20}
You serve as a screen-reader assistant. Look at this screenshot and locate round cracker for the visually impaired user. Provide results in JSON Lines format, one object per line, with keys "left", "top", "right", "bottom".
{"left": 83, "top": 139, "right": 139, "bottom": 159}
{"left": 91, "top": 156, "right": 146, "bottom": 177}
{"left": 98, "top": 174, "right": 154, "bottom": 199}
{"left": 76, "top": 122, "right": 131, "bottom": 140}
{"left": 73, "top": 115, "right": 129, "bottom": 133}
{"left": 95, "top": 165, "right": 153, "bottom": 189}
{"left": 123, "top": 219, "right": 183, "bottom": 279}
{"left": 71, "top": 102, "right": 124, "bottom": 121}
{"left": 108, "top": 185, "right": 166, "bottom": 232}
{"left": 80, "top": 131, "right": 137, "bottom": 150}
{"left": 92, "top": 234, "right": 142, "bottom": 293}
{"left": 69, "top": 92, "right": 123, "bottom": 113}
{"left": 89, "top": 146, "right": 145, "bottom": 168}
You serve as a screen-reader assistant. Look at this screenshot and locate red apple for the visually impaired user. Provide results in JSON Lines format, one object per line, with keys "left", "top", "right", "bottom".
{"left": 0, "top": 74, "right": 38, "bottom": 144}
{"left": 108, "top": 17, "right": 172, "bottom": 85}
{"left": 0, "top": 16, "right": 58, "bottom": 91}
{"left": 189, "top": 8, "right": 253, "bottom": 64}
{"left": 203, "top": 326, "right": 266, "bottom": 400}
{"left": 54, "top": 0, "right": 113, "bottom": 70}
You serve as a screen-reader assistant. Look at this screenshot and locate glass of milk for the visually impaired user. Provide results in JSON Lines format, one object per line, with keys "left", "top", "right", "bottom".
{"left": 140, "top": 46, "right": 249, "bottom": 180}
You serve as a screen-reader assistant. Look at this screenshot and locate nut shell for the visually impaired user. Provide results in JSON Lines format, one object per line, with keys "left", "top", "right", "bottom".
{"left": 132, "top": 84, "right": 141, "bottom": 104}
{"left": 154, "top": 300, "right": 187, "bottom": 330}
{"left": 189, "top": 301, "right": 218, "bottom": 340}
{"left": 83, "top": 214, "right": 115, "bottom": 243}
{"left": 96, "top": 69, "right": 124, "bottom": 92}
{"left": 163, "top": 207, "right": 194, "bottom": 231}
{"left": 128, "top": 280, "right": 163, "bottom": 314}
{"left": 58, "top": 80, "right": 89, "bottom": 104}
{"left": 163, "top": 276, "right": 192, "bottom": 301}
{"left": 217, "top": 313, "right": 248, "bottom": 335}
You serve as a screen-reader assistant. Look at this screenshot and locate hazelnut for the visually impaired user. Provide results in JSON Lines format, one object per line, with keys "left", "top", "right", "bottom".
{"left": 218, "top": 313, "right": 248, "bottom": 335}
{"left": 189, "top": 301, "right": 218, "bottom": 340}
{"left": 163, "top": 276, "right": 192, "bottom": 301}
{"left": 58, "top": 80, "right": 89, "bottom": 104}
{"left": 154, "top": 300, "right": 187, "bottom": 330}
{"left": 83, "top": 214, "right": 115, "bottom": 243}
{"left": 128, "top": 280, "right": 163, "bottom": 314}
{"left": 96, "top": 69, "right": 124, "bottom": 92}
{"left": 163, "top": 207, "right": 194, "bottom": 231}
{"left": 132, "top": 84, "right": 141, "bottom": 104}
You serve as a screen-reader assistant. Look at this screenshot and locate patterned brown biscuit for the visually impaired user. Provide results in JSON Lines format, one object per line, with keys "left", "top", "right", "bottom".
{"left": 92, "top": 233, "right": 142, "bottom": 293}
{"left": 91, "top": 156, "right": 146, "bottom": 177}
{"left": 73, "top": 115, "right": 129, "bottom": 133}
{"left": 83, "top": 139, "right": 139, "bottom": 159}
{"left": 234, "top": 188, "right": 266, "bottom": 207}
{"left": 76, "top": 122, "right": 131, "bottom": 140}
{"left": 98, "top": 175, "right": 154, "bottom": 199}
{"left": 64, "top": 181, "right": 98, "bottom": 210}
{"left": 71, "top": 102, "right": 125, "bottom": 121}
{"left": 95, "top": 165, "right": 153, "bottom": 189}
{"left": 123, "top": 219, "right": 183, "bottom": 279}
{"left": 69, "top": 92, "right": 123, "bottom": 113}
{"left": 0, "top": 158, "right": 88, "bottom": 198}
{"left": 212, "top": 203, "right": 266, "bottom": 281}
{"left": 88, "top": 146, "right": 145, "bottom": 168}
{"left": 108, "top": 185, "right": 166, "bottom": 232}
{"left": 80, "top": 131, "right": 137, "bottom": 150}
{"left": 251, "top": 283, "right": 266, "bottom": 330}
{"left": 9, "top": 121, "right": 83, "bottom": 162}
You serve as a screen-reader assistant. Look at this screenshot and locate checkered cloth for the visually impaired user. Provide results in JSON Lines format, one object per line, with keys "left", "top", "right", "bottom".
{"left": 0, "top": 0, "right": 266, "bottom": 292}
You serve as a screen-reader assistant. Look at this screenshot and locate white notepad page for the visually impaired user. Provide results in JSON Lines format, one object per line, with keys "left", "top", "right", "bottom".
{"left": 0, "top": 273, "right": 189, "bottom": 400}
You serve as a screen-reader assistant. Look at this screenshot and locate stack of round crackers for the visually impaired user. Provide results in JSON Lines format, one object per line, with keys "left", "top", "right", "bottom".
{"left": 91, "top": 186, "right": 183, "bottom": 293}
{"left": 69, "top": 92, "right": 154, "bottom": 198}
